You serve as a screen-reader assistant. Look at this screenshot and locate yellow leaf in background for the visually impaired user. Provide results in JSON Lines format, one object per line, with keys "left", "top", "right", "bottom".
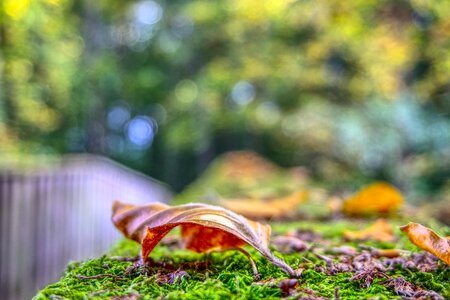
{"left": 327, "top": 196, "right": 343, "bottom": 215}
{"left": 400, "top": 222, "right": 450, "bottom": 265}
{"left": 343, "top": 219, "right": 395, "bottom": 242}
{"left": 343, "top": 182, "right": 403, "bottom": 216}
{"left": 220, "top": 191, "right": 308, "bottom": 220}
{"left": 4, "top": 0, "right": 30, "bottom": 20}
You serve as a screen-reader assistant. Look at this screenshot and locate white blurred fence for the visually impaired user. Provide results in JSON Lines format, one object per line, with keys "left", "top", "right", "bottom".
{"left": 0, "top": 155, "right": 172, "bottom": 300}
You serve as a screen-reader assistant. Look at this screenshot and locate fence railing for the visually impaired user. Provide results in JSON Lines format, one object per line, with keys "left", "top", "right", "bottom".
{"left": 0, "top": 155, "right": 172, "bottom": 300}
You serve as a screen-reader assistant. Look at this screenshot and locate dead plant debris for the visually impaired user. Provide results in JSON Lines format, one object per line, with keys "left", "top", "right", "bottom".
{"left": 278, "top": 279, "right": 298, "bottom": 297}
{"left": 155, "top": 269, "right": 188, "bottom": 285}
{"left": 272, "top": 235, "right": 309, "bottom": 253}
{"left": 383, "top": 277, "right": 444, "bottom": 300}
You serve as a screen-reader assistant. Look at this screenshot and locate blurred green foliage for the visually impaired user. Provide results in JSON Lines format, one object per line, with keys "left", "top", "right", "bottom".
{"left": 1, "top": 0, "right": 449, "bottom": 195}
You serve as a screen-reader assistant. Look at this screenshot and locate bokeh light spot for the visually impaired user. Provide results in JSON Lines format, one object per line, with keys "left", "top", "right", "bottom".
{"left": 107, "top": 105, "right": 131, "bottom": 131}
{"left": 126, "top": 116, "right": 157, "bottom": 148}
{"left": 231, "top": 80, "right": 255, "bottom": 106}
{"left": 133, "top": 0, "right": 163, "bottom": 25}
{"left": 171, "top": 15, "right": 194, "bottom": 38}
{"left": 175, "top": 79, "right": 198, "bottom": 104}
{"left": 256, "top": 101, "right": 281, "bottom": 127}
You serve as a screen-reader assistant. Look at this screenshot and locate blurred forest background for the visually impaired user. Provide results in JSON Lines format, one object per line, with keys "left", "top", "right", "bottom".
{"left": 1, "top": 0, "right": 450, "bottom": 199}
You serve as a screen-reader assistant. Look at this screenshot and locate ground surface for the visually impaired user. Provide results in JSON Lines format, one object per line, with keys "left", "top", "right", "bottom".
{"left": 35, "top": 219, "right": 449, "bottom": 300}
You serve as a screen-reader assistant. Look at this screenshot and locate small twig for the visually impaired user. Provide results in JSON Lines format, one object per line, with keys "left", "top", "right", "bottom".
{"left": 123, "top": 261, "right": 144, "bottom": 276}
{"left": 110, "top": 255, "right": 140, "bottom": 262}
{"left": 76, "top": 274, "right": 124, "bottom": 280}
{"left": 302, "top": 257, "right": 313, "bottom": 263}
{"left": 313, "top": 252, "right": 333, "bottom": 266}
{"left": 334, "top": 287, "right": 340, "bottom": 300}
{"left": 88, "top": 289, "right": 110, "bottom": 297}
{"left": 231, "top": 247, "right": 261, "bottom": 281}
{"left": 358, "top": 244, "right": 372, "bottom": 251}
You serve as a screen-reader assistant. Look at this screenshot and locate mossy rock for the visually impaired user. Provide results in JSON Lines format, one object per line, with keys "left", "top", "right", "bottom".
{"left": 175, "top": 151, "right": 309, "bottom": 203}
{"left": 35, "top": 152, "right": 449, "bottom": 299}
{"left": 35, "top": 219, "right": 450, "bottom": 300}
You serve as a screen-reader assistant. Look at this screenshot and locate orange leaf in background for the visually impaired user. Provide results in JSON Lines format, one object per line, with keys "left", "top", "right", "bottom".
{"left": 220, "top": 191, "right": 308, "bottom": 220}
{"left": 343, "top": 182, "right": 404, "bottom": 216}
{"left": 400, "top": 222, "right": 450, "bottom": 265}
{"left": 372, "top": 248, "right": 402, "bottom": 258}
{"left": 327, "top": 196, "right": 343, "bottom": 215}
{"left": 112, "top": 201, "right": 297, "bottom": 277}
{"left": 343, "top": 219, "right": 395, "bottom": 242}
{"left": 218, "top": 151, "right": 279, "bottom": 181}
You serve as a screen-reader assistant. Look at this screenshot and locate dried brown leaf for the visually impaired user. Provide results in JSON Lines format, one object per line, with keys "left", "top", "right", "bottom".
{"left": 329, "top": 246, "right": 358, "bottom": 256}
{"left": 343, "top": 182, "right": 404, "bottom": 216}
{"left": 112, "top": 201, "right": 297, "bottom": 277}
{"left": 272, "top": 235, "right": 309, "bottom": 253}
{"left": 220, "top": 191, "right": 308, "bottom": 219}
{"left": 343, "top": 219, "right": 395, "bottom": 242}
{"left": 155, "top": 270, "right": 188, "bottom": 285}
{"left": 400, "top": 222, "right": 450, "bottom": 265}
{"left": 289, "top": 229, "right": 323, "bottom": 243}
{"left": 278, "top": 279, "right": 298, "bottom": 297}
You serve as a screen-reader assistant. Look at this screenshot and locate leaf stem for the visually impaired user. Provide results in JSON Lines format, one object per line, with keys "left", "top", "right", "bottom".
{"left": 233, "top": 248, "right": 260, "bottom": 281}
{"left": 264, "top": 250, "right": 300, "bottom": 278}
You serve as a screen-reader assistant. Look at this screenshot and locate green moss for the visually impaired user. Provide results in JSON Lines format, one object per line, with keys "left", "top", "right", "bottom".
{"left": 35, "top": 220, "right": 449, "bottom": 299}
{"left": 405, "top": 269, "right": 450, "bottom": 298}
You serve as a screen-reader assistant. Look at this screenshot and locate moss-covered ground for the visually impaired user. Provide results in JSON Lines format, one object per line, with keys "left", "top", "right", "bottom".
{"left": 35, "top": 219, "right": 449, "bottom": 300}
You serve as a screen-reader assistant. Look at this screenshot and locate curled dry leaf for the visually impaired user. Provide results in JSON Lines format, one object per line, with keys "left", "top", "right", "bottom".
{"left": 343, "top": 219, "right": 395, "bottom": 242}
{"left": 112, "top": 201, "right": 297, "bottom": 277}
{"left": 343, "top": 182, "right": 404, "bottom": 216}
{"left": 220, "top": 191, "right": 308, "bottom": 219}
{"left": 400, "top": 222, "right": 450, "bottom": 265}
